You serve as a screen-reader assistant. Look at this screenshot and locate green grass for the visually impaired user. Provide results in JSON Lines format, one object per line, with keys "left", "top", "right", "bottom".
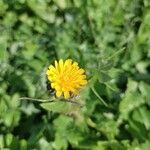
{"left": 0, "top": 0, "right": 150, "bottom": 149}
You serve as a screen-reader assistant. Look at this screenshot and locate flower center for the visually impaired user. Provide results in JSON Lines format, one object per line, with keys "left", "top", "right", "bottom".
{"left": 59, "top": 74, "right": 74, "bottom": 90}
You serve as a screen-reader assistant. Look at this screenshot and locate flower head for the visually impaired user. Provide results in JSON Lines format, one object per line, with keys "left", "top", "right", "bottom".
{"left": 46, "top": 59, "right": 87, "bottom": 99}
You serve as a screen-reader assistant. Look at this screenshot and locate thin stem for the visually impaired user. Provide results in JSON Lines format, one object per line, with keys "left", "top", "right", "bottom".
{"left": 105, "top": 47, "right": 126, "bottom": 61}
{"left": 91, "top": 87, "right": 108, "bottom": 107}
{"left": 104, "top": 83, "right": 117, "bottom": 91}
{"left": 19, "top": 97, "right": 84, "bottom": 107}
{"left": 19, "top": 97, "right": 54, "bottom": 102}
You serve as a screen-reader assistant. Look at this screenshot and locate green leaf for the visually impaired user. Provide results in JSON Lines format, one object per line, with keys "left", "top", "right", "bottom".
{"left": 40, "top": 100, "right": 80, "bottom": 114}
{"left": 141, "top": 140, "right": 150, "bottom": 150}
{"left": 38, "top": 138, "right": 52, "bottom": 150}
{"left": 20, "top": 139, "right": 27, "bottom": 150}
{"left": 139, "top": 81, "right": 150, "bottom": 104}
{"left": 0, "top": 135, "right": 4, "bottom": 149}
{"left": 132, "top": 106, "right": 150, "bottom": 130}
{"left": 119, "top": 79, "right": 145, "bottom": 120}
{"left": 54, "top": 133, "right": 68, "bottom": 150}
{"left": 96, "top": 119, "right": 118, "bottom": 140}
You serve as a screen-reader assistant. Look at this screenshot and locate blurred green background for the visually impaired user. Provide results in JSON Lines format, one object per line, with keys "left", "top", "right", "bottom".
{"left": 0, "top": 0, "right": 150, "bottom": 149}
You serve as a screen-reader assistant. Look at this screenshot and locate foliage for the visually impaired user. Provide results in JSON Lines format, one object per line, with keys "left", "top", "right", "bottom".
{"left": 0, "top": 0, "right": 150, "bottom": 149}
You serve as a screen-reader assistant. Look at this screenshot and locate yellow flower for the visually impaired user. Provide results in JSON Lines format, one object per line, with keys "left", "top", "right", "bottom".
{"left": 46, "top": 59, "right": 87, "bottom": 99}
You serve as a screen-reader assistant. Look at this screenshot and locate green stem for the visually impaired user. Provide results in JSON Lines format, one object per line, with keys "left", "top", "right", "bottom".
{"left": 105, "top": 47, "right": 126, "bottom": 61}
{"left": 19, "top": 97, "right": 84, "bottom": 107}
{"left": 91, "top": 87, "right": 108, "bottom": 107}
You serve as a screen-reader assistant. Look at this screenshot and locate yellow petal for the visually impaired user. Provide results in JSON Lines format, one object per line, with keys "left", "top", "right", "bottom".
{"left": 46, "top": 70, "right": 50, "bottom": 75}
{"left": 80, "top": 80, "right": 87, "bottom": 85}
{"left": 64, "top": 91, "right": 70, "bottom": 99}
{"left": 48, "top": 65, "right": 55, "bottom": 70}
{"left": 78, "top": 69, "right": 85, "bottom": 74}
{"left": 51, "top": 83, "right": 55, "bottom": 88}
{"left": 56, "top": 91, "right": 62, "bottom": 97}
{"left": 64, "top": 59, "right": 72, "bottom": 67}
{"left": 62, "top": 87, "right": 67, "bottom": 92}
{"left": 73, "top": 62, "right": 78, "bottom": 67}
{"left": 48, "top": 76, "right": 53, "bottom": 81}
{"left": 55, "top": 60, "right": 59, "bottom": 70}
{"left": 59, "top": 59, "right": 64, "bottom": 72}
{"left": 80, "top": 75, "right": 86, "bottom": 79}
{"left": 75, "top": 84, "right": 81, "bottom": 88}
{"left": 55, "top": 85, "right": 61, "bottom": 90}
